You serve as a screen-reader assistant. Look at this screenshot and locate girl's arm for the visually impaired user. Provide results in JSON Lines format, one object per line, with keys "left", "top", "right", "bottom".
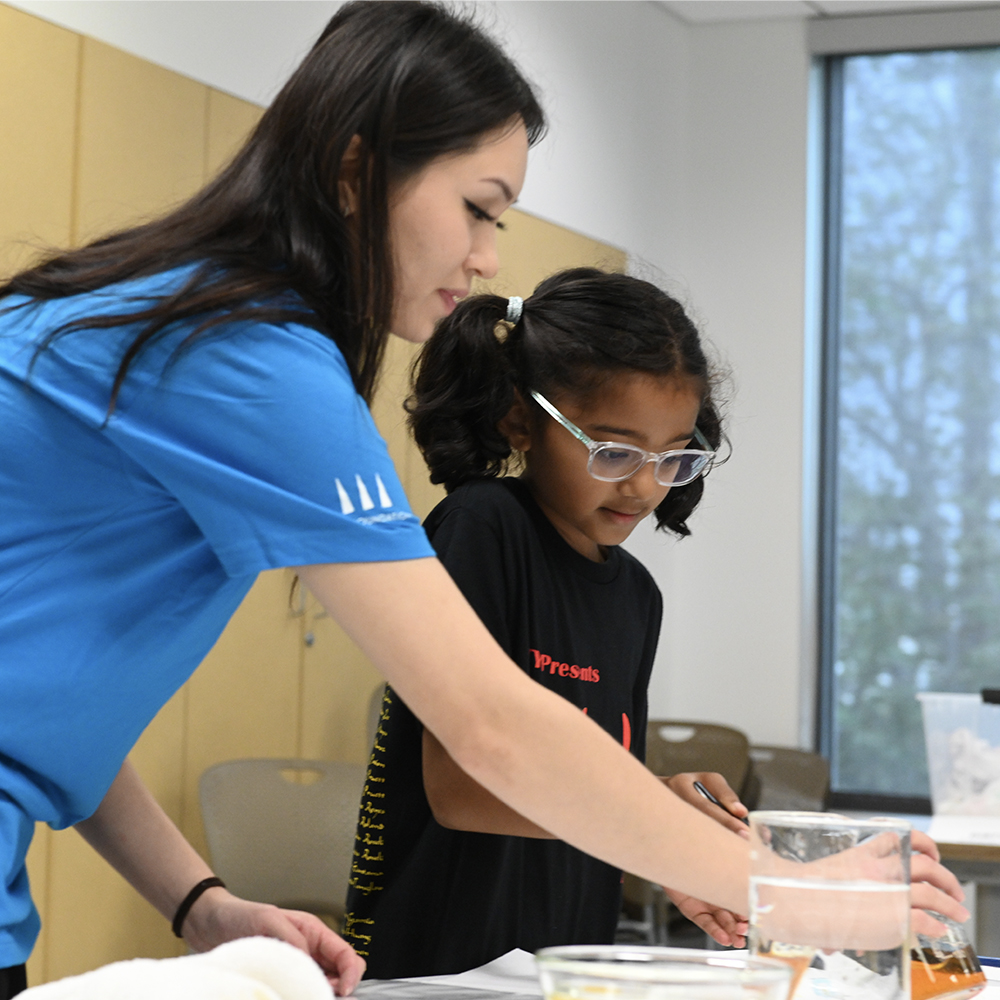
{"left": 421, "top": 728, "right": 554, "bottom": 837}
{"left": 74, "top": 760, "right": 366, "bottom": 996}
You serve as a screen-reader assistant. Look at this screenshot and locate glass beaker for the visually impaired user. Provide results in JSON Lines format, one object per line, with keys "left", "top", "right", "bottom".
{"left": 911, "top": 910, "right": 986, "bottom": 1000}
{"left": 535, "top": 945, "right": 792, "bottom": 1000}
{"left": 748, "top": 811, "right": 912, "bottom": 1000}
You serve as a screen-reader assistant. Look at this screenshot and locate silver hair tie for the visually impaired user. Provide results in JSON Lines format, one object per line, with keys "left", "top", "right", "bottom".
{"left": 506, "top": 296, "right": 523, "bottom": 324}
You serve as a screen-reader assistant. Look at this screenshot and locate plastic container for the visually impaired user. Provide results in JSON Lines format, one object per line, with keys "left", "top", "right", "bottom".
{"left": 535, "top": 946, "right": 792, "bottom": 999}
{"left": 911, "top": 910, "right": 986, "bottom": 1000}
{"left": 917, "top": 692, "right": 1000, "bottom": 814}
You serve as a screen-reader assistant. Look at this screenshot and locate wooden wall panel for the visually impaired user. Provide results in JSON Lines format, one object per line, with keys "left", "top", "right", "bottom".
{"left": 487, "top": 207, "right": 628, "bottom": 295}
{"left": 300, "top": 601, "right": 386, "bottom": 765}
{"left": 74, "top": 38, "right": 207, "bottom": 245}
{"left": 0, "top": 5, "right": 78, "bottom": 278}
{"left": 206, "top": 89, "right": 264, "bottom": 178}
{"left": 181, "top": 569, "right": 303, "bottom": 857}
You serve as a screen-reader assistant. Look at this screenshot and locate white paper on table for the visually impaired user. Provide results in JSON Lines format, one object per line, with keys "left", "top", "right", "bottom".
{"left": 401, "top": 949, "right": 542, "bottom": 995}
{"left": 981, "top": 965, "right": 1000, "bottom": 1000}
{"left": 928, "top": 815, "right": 1000, "bottom": 846}
{"left": 352, "top": 949, "right": 543, "bottom": 999}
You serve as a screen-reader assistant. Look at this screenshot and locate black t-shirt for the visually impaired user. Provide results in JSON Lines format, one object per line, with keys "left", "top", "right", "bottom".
{"left": 343, "top": 478, "right": 662, "bottom": 978}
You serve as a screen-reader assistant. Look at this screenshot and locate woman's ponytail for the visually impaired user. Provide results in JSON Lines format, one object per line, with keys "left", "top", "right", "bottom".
{"left": 407, "top": 295, "right": 521, "bottom": 491}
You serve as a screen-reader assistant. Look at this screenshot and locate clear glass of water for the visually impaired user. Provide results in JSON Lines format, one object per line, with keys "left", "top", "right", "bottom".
{"left": 535, "top": 945, "right": 792, "bottom": 999}
{"left": 748, "top": 811, "right": 911, "bottom": 1000}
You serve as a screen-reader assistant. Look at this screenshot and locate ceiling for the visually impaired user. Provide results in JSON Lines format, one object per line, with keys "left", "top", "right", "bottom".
{"left": 656, "top": 0, "right": 1000, "bottom": 23}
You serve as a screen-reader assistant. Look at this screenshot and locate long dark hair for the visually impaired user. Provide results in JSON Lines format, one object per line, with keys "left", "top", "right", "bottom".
{"left": 408, "top": 268, "right": 724, "bottom": 536}
{"left": 0, "top": 1, "right": 545, "bottom": 408}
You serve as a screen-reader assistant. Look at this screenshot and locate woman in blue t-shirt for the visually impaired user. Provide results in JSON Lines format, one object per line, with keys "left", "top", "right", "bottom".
{"left": 0, "top": 2, "right": 967, "bottom": 997}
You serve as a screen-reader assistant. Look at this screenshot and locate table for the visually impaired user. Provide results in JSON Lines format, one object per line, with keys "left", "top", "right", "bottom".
{"left": 351, "top": 949, "right": 1000, "bottom": 999}
{"left": 353, "top": 963, "right": 1000, "bottom": 999}
{"left": 934, "top": 832, "right": 1000, "bottom": 959}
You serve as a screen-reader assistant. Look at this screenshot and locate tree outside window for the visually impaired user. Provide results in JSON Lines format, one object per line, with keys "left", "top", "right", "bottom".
{"left": 823, "top": 46, "right": 1000, "bottom": 802}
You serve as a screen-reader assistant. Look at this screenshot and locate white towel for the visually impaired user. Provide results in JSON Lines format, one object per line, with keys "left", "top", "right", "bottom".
{"left": 21, "top": 936, "right": 331, "bottom": 1000}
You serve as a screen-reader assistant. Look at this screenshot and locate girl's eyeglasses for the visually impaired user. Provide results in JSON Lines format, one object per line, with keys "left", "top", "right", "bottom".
{"left": 530, "top": 390, "right": 716, "bottom": 487}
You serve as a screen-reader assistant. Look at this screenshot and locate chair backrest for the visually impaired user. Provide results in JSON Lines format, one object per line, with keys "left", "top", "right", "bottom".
{"left": 199, "top": 758, "right": 367, "bottom": 922}
{"left": 748, "top": 745, "right": 830, "bottom": 811}
{"left": 645, "top": 720, "right": 751, "bottom": 795}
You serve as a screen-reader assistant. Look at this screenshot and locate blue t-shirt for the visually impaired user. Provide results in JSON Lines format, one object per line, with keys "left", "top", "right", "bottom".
{"left": 0, "top": 267, "right": 433, "bottom": 964}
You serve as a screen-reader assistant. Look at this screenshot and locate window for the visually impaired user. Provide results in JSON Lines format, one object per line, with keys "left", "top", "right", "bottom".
{"left": 819, "top": 45, "right": 1000, "bottom": 809}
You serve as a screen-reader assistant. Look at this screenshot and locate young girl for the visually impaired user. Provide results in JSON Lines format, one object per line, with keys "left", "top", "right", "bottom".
{"left": 344, "top": 267, "right": 737, "bottom": 977}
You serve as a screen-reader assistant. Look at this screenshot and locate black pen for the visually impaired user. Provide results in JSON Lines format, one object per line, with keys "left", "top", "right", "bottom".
{"left": 692, "top": 780, "right": 750, "bottom": 825}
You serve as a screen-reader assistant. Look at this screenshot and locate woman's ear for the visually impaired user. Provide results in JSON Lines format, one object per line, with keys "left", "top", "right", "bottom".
{"left": 498, "top": 390, "right": 533, "bottom": 453}
{"left": 338, "top": 135, "right": 364, "bottom": 217}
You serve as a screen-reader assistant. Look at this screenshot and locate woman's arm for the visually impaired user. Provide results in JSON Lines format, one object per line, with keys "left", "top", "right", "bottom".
{"left": 424, "top": 729, "right": 751, "bottom": 946}
{"left": 299, "top": 558, "right": 756, "bottom": 912}
{"left": 422, "top": 728, "right": 554, "bottom": 837}
{"left": 297, "top": 558, "right": 968, "bottom": 924}
{"left": 75, "top": 760, "right": 365, "bottom": 996}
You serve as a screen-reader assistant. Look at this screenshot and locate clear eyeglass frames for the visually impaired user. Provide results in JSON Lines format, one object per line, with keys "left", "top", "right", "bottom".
{"left": 529, "top": 390, "right": 716, "bottom": 487}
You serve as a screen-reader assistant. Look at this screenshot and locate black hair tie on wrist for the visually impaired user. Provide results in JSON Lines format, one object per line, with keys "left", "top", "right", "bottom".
{"left": 172, "top": 876, "right": 226, "bottom": 938}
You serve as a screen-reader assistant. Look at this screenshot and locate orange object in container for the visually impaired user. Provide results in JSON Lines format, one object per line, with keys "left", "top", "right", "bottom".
{"left": 911, "top": 912, "right": 986, "bottom": 1000}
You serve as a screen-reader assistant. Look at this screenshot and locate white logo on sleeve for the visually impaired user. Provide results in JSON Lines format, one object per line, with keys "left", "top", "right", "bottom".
{"left": 335, "top": 474, "right": 414, "bottom": 525}
{"left": 355, "top": 475, "right": 375, "bottom": 511}
{"left": 335, "top": 479, "right": 355, "bottom": 514}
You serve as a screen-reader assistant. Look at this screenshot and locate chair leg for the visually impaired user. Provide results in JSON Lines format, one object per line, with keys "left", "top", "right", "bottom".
{"left": 652, "top": 886, "right": 669, "bottom": 946}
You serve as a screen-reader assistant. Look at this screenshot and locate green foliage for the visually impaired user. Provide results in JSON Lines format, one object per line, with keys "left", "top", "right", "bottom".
{"left": 832, "top": 48, "right": 1000, "bottom": 796}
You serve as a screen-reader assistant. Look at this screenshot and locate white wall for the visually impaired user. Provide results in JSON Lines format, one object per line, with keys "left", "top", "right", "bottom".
{"left": 628, "top": 17, "right": 813, "bottom": 747}
{"left": 7, "top": 1, "right": 336, "bottom": 106}
{"left": 7, "top": 0, "right": 816, "bottom": 747}
{"left": 8, "top": 1, "right": 688, "bottom": 260}
{"left": 493, "top": 2, "right": 690, "bottom": 272}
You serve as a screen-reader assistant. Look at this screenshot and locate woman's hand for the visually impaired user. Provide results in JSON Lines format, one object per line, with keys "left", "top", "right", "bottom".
{"left": 183, "top": 890, "right": 365, "bottom": 996}
{"left": 76, "top": 761, "right": 366, "bottom": 995}
{"left": 660, "top": 773, "right": 749, "bottom": 839}
{"left": 754, "top": 826, "right": 969, "bottom": 949}
{"left": 664, "top": 888, "right": 748, "bottom": 947}
{"left": 909, "top": 829, "right": 968, "bottom": 938}
{"left": 828, "top": 828, "right": 968, "bottom": 935}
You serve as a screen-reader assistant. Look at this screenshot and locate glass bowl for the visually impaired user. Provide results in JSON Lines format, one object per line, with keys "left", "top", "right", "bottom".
{"left": 535, "top": 945, "right": 793, "bottom": 999}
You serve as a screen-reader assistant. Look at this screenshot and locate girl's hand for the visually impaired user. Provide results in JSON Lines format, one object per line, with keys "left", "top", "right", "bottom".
{"left": 663, "top": 888, "right": 748, "bottom": 947}
{"left": 660, "top": 773, "right": 750, "bottom": 838}
{"left": 184, "top": 890, "right": 366, "bottom": 996}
